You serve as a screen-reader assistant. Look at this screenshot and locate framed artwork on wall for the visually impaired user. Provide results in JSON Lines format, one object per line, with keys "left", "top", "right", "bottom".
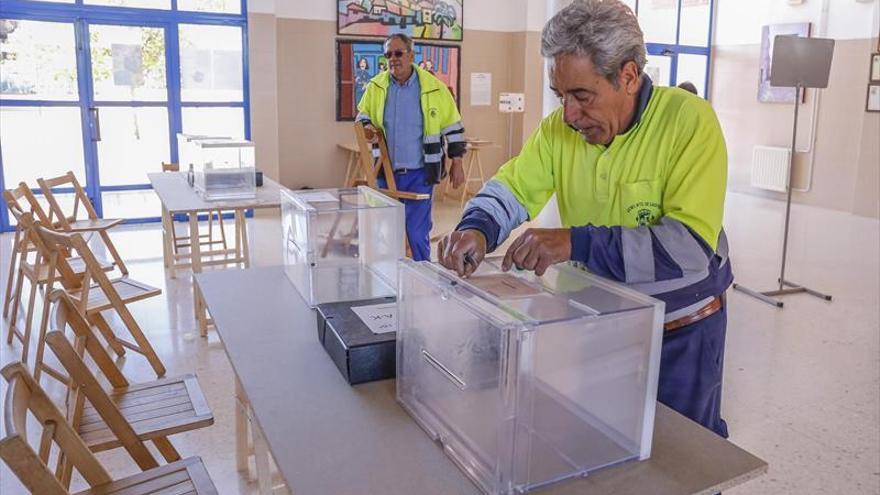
{"left": 336, "top": 39, "right": 461, "bottom": 121}
{"left": 337, "top": 0, "right": 463, "bottom": 41}
{"left": 758, "top": 22, "right": 810, "bottom": 103}
{"left": 867, "top": 84, "right": 880, "bottom": 113}
{"left": 870, "top": 53, "right": 880, "bottom": 82}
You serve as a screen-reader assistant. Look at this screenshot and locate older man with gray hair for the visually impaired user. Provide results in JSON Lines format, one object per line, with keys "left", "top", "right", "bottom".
{"left": 439, "top": 0, "right": 732, "bottom": 438}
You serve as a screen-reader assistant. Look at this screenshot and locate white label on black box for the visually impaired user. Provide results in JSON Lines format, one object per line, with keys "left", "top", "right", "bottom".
{"left": 351, "top": 303, "right": 397, "bottom": 334}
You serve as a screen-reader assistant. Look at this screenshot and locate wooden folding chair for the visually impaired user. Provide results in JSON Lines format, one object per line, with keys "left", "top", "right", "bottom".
{"left": 0, "top": 362, "right": 218, "bottom": 494}
{"left": 43, "top": 290, "right": 213, "bottom": 473}
{"left": 37, "top": 171, "right": 128, "bottom": 276}
{"left": 3, "top": 189, "right": 112, "bottom": 365}
{"left": 161, "top": 162, "right": 228, "bottom": 257}
{"left": 27, "top": 217, "right": 165, "bottom": 380}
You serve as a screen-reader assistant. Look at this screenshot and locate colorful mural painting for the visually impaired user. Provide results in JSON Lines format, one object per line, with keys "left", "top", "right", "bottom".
{"left": 337, "top": 40, "right": 460, "bottom": 121}
{"left": 337, "top": 0, "right": 463, "bottom": 42}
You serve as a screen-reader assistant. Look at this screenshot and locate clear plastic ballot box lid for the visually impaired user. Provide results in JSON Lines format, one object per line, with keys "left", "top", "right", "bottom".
{"left": 396, "top": 258, "right": 665, "bottom": 494}
{"left": 282, "top": 186, "right": 404, "bottom": 307}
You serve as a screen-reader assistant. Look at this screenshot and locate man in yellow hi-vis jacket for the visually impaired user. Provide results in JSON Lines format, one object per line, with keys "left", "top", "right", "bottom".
{"left": 439, "top": 0, "right": 732, "bottom": 439}
{"left": 356, "top": 34, "right": 466, "bottom": 260}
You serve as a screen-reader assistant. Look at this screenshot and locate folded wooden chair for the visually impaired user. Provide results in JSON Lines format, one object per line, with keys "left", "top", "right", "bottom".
{"left": 3, "top": 195, "right": 112, "bottom": 367}
{"left": 43, "top": 289, "right": 213, "bottom": 479}
{"left": 28, "top": 218, "right": 165, "bottom": 380}
{"left": 0, "top": 362, "right": 218, "bottom": 494}
{"left": 37, "top": 171, "right": 128, "bottom": 276}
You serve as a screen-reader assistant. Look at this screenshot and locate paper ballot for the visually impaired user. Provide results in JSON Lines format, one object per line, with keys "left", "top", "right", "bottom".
{"left": 467, "top": 273, "right": 541, "bottom": 299}
{"left": 351, "top": 302, "right": 397, "bottom": 334}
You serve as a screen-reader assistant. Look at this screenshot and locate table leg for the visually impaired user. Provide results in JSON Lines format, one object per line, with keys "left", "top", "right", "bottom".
{"left": 189, "top": 212, "right": 202, "bottom": 273}
{"left": 162, "top": 207, "right": 176, "bottom": 278}
{"left": 237, "top": 209, "right": 250, "bottom": 268}
{"left": 253, "top": 418, "right": 273, "bottom": 495}
{"left": 235, "top": 376, "right": 250, "bottom": 473}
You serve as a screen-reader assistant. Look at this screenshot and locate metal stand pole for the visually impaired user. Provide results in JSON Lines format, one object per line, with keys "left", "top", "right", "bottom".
{"left": 733, "top": 83, "right": 833, "bottom": 308}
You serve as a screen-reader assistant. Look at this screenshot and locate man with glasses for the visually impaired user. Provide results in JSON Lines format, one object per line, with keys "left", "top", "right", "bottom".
{"left": 356, "top": 34, "right": 466, "bottom": 261}
{"left": 438, "top": 0, "right": 732, "bottom": 439}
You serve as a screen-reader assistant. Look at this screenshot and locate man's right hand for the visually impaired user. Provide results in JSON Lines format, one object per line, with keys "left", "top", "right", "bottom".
{"left": 438, "top": 229, "right": 487, "bottom": 278}
{"left": 362, "top": 123, "right": 379, "bottom": 144}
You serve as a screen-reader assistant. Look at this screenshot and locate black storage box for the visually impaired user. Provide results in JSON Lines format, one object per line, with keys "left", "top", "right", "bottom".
{"left": 316, "top": 297, "right": 397, "bottom": 385}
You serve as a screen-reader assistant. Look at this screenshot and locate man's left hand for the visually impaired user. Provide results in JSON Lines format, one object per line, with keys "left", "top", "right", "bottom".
{"left": 449, "top": 158, "right": 465, "bottom": 189}
{"left": 502, "top": 228, "right": 572, "bottom": 276}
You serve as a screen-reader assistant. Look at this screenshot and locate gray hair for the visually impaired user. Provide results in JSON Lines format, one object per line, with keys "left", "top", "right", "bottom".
{"left": 541, "top": 0, "right": 646, "bottom": 87}
{"left": 384, "top": 33, "right": 414, "bottom": 52}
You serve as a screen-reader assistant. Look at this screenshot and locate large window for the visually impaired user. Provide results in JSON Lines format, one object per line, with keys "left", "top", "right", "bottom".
{"left": 633, "top": 0, "right": 715, "bottom": 98}
{"left": 0, "top": 0, "right": 250, "bottom": 231}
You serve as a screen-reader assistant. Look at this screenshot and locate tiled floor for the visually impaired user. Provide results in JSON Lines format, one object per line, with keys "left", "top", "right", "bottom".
{"left": 1, "top": 192, "right": 878, "bottom": 494}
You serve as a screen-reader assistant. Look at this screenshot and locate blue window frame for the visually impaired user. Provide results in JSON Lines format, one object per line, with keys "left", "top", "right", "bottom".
{"left": 630, "top": 0, "right": 715, "bottom": 99}
{"left": 0, "top": 0, "right": 250, "bottom": 232}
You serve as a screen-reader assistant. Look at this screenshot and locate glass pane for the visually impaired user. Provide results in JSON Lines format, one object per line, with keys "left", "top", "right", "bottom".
{"left": 96, "top": 106, "right": 170, "bottom": 185}
{"left": 645, "top": 54, "right": 672, "bottom": 86}
{"left": 1, "top": 20, "right": 78, "bottom": 100}
{"left": 85, "top": 0, "right": 170, "bottom": 9}
{"left": 101, "top": 189, "right": 162, "bottom": 219}
{"left": 639, "top": 0, "right": 679, "bottom": 44}
{"left": 679, "top": 0, "right": 711, "bottom": 47}
{"left": 178, "top": 0, "right": 240, "bottom": 14}
{"left": 181, "top": 107, "right": 245, "bottom": 138}
{"left": 0, "top": 107, "right": 86, "bottom": 187}
{"left": 90, "top": 25, "right": 167, "bottom": 101}
{"left": 676, "top": 53, "right": 708, "bottom": 98}
{"left": 179, "top": 24, "right": 243, "bottom": 102}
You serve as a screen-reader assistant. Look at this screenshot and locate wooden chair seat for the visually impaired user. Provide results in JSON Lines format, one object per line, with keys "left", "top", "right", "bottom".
{"left": 68, "top": 278, "right": 161, "bottom": 314}
{"left": 77, "top": 375, "right": 214, "bottom": 452}
{"left": 73, "top": 456, "right": 217, "bottom": 495}
{"left": 67, "top": 217, "right": 124, "bottom": 232}
{"left": 23, "top": 256, "right": 113, "bottom": 284}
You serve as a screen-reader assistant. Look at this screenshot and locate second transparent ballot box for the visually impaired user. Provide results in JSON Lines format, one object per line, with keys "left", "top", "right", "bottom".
{"left": 189, "top": 138, "right": 257, "bottom": 200}
{"left": 396, "top": 259, "right": 665, "bottom": 494}
{"left": 282, "top": 187, "right": 404, "bottom": 307}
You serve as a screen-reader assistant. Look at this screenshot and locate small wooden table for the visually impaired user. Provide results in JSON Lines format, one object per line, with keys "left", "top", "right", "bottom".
{"left": 338, "top": 143, "right": 363, "bottom": 187}
{"left": 196, "top": 267, "right": 767, "bottom": 495}
{"left": 148, "top": 172, "right": 286, "bottom": 278}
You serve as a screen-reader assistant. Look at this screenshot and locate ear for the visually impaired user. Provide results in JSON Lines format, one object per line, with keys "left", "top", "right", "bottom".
{"left": 619, "top": 61, "right": 640, "bottom": 94}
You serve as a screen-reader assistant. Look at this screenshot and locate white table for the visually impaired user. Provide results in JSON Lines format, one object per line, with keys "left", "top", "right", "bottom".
{"left": 195, "top": 267, "right": 768, "bottom": 495}
{"left": 148, "top": 172, "right": 286, "bottom": 278}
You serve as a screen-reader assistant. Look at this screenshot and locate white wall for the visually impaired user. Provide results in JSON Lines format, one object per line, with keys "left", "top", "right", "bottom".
{"left": 714, "top": 0, "right": 878, "bottom": 45}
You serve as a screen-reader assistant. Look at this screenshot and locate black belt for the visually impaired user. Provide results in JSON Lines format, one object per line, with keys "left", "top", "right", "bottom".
{"left": 393, "top": 167, "right": 423, "bottom": 175}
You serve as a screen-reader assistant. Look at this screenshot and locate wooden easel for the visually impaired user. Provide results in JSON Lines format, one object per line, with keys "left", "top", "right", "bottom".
{"left": 320, "top": 123, "right": 430, "bottom": 258}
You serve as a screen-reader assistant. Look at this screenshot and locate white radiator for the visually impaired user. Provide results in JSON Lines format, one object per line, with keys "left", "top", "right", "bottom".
{"left": 750, "top": 145, "right": 791, "bottom": 193}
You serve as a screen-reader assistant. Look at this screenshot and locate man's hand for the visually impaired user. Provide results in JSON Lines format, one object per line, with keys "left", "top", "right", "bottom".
{"left": 502, "top": 228, "right": 572, "bottom": 276}
{"left": 362, "top": 123, "right": 379, "bottom": 144}
{"left": 438, "top": 229, "right": 487, "bottom": 278}
{"left": 449, "top": 158, "right": 465, "bottom": 189}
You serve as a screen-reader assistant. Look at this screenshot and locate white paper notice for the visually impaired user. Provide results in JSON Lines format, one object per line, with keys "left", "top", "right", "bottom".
{"left": 298, "top": 191, "right": 338, "bottom": 203}
{"left": 470, "top": 72, "right": 492, "bottom": 106}
{"left": 351, "top": 303, "right": 397, "bottom": 334}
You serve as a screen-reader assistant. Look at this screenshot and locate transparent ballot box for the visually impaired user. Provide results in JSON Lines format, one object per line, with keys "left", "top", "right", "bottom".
{"left": 282, "top": 187, "right": 404, "bottom": 307}
{"left": 189, "top": 137, "right": 256, "bottom": 200}
{"left": 177, "top": 133, "right": 229, "bottom": 171}
{"left": 396, "top": 259, "right": 665, "bottom": 494}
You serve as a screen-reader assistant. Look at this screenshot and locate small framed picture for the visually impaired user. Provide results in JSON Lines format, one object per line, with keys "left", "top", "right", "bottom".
{"left": 871, "top": 53, "right": 880, "bottom": 82}
{"left": 868, "top": 84, "right": 880, "bottom": 113}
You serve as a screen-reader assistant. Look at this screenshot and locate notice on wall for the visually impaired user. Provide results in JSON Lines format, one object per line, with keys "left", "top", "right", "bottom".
{"left": 470, "top": 72, "right": 492, "bottom": 106}
{"left": 351, "top": 302, "right": 397, "bottom": 334}
{"left": 499, "top": 92, "right": 525, "bottom": 113}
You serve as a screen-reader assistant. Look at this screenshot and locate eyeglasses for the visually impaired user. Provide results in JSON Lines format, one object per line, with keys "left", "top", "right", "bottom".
{"left": 384, "top": 50, "right": 407, "bottom": 59}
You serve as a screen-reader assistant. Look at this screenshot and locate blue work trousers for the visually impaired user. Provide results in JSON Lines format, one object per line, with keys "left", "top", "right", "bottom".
{"left": 378, "top": 168, "right": 433, "bottom": 261}
{"left": 658, "top": 304, "right": 730, "bottom": 438}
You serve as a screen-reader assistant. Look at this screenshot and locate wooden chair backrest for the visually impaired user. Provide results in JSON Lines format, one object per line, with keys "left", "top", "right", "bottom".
{"left": 0, "top": 362, "right": 112, "bottom": 494}
{"left": 352, "top": 122, "right": 429, "bottom": 201}
{"left": 37, "top": 171, "right": 99, "bottom": 230}
{"left": 162, "top": 162, "right": 180, "bottom": 172}
{"left": 17, "top": 214, "right": 83, "bottom": 295}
